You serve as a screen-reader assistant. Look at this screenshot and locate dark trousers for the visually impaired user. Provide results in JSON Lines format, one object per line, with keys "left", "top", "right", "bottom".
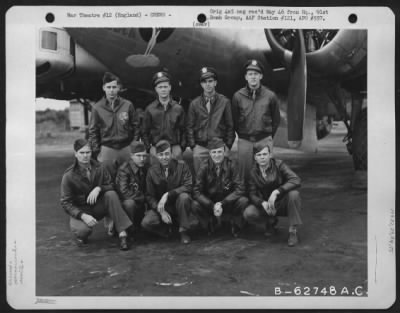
{"left": 97, "top": 145, "right": 130, "bottom": 179}
{"left": 70, "top": 190, "right": 133, "bottom": 240}
{"left": 237, "top": 136, "right": 273, "bottom": 186}
{"left": 122, "top": 199, "right": 146, "bottom": 230}
{"left": 244, "top": 190, "right": 302, "bottom": 227}
{"left": 141, "top": 193, "right": 198, "bottom": 235}
{"left": 192, "top": 196, "right": 249, "bottom": 229}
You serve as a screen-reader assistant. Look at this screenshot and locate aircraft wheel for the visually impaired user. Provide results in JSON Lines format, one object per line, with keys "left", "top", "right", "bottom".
{"left": 352, "top": 108, "right": 367, "bottom": 170}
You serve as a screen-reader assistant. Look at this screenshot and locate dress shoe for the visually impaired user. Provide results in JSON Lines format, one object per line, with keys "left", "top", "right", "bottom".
{"left": 119, "top": 236, "right": 129, "bottom": 251}
{"left": 287, "top": 231, "right": 298, "bottom": 247}
{"left": 180, "top": 231, "right": 191, "bottom": 244}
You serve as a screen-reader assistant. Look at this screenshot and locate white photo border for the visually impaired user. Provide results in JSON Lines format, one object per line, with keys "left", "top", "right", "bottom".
{"left": 6, "top": 5, "right": 396, "bottom": 309}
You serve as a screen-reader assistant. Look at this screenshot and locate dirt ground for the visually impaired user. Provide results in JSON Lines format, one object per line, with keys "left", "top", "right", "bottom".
{"left": 35, "top": 125, "right": 367, "bottom": 299}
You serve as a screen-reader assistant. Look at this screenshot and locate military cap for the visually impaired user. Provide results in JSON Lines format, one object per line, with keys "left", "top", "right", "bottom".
{"left": 152, "top": 71, "right": 171, "bottom": 87}
{"left": 244, "top": 59, "right": 264, "bottom": 74}
{"left": 73, "top": 138, "right": 90, "bottom": 152}
{"left": 129, "top": 141, "right": 146, "bottom": 154}
{"left": 200, "top": 67, "right": 218, "bottom": 81}
{"left": 102, "top": 72, "right": 121, "bottom": 85}
{"left": 207, "top": 137, "right": 225, "bottom": 151}
{"left": 253, "top": 141, "right": 272, "bottom": 155}
{"left": 155, "top": 140, "right": 171, "bottom": 154}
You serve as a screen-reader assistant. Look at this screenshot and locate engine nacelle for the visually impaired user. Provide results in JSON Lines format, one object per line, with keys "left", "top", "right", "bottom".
{"left": 36, "top": 27, "right": 75, "bottom": 84}
{"left": 265, "top": 29, "right": 367, "bottom": 80}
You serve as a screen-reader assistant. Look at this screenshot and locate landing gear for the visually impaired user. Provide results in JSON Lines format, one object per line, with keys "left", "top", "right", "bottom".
{"left": 352, "top": 108, "right": 367, "bottom": 171}
{"left": 349, "top": 108, "right": 367, "bottom": 189}
{"left": 76, "top": 98, "right": 93, "bottom": 139}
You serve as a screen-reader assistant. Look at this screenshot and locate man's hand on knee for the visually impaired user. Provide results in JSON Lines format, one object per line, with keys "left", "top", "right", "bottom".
{"left": 87, "top": 186, "right": 101, "bottom": 205}
{"left": 81, "top": 213, "right": 98, "bottom": 227}
{"left": 160, "top": 211, "right": 172, "bottom": 224}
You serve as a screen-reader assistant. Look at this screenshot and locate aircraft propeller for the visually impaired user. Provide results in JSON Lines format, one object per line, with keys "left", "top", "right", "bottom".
{"left": 286, "top": 29, "right": 307, "bottom": 148}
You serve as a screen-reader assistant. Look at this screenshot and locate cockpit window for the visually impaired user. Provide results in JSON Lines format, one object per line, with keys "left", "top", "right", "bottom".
{"left": 41, "top": 31, "right": 57, "bottom": 51}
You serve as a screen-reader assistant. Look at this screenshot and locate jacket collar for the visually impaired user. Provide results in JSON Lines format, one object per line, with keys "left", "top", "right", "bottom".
{"left": 128, "top": 159, "right": 140, "bottom": 174}
{"left": 238, "top": 85, "right": 265, "bottom": 98}
{"left": 156, "top": 98, "right": 174, "bottom": 110}
{"left": 73, "top": 158, "right": 100, "bottom": 174}
{"left": 256, "top": 158, "right": 275, "bottom": 174}
{"left": 99, "top": 96, "right": 121, "bottom": 111}
{"left": 156, "top": 158, "right": 178, "bottom": 175}
{"left": 201, "top": 92, "right": 218, "bottom": 105}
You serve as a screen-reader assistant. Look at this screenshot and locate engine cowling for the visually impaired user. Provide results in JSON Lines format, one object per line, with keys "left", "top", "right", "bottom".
{"left": 36, "top": 27, "right": 75, "bottom": 84}
{"left": 265, "top": 29, "right": 367, "bottom": 80}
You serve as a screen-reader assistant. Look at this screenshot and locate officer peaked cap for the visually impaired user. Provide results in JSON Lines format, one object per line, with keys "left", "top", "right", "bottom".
{"left": 200, "top": 67, "right": 218, "bottom": 81}
{"left": 152, "top": 71, "right": 171, "bottom": 87}
{"left": 244, "top": 59, "right": 264, "bottom": 74}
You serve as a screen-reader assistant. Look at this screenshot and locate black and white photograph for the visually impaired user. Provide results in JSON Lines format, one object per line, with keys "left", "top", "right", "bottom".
{"left": 6, "top": 5, "right": 396, "bottom": 309}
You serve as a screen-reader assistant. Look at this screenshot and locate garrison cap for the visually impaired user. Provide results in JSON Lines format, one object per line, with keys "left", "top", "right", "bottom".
{"left": 129, "top": 141, "right": 146, "bottom": 154}
{"left": 102, "top": 72, "right": 121, "bottom": 85}
{"left": 73, "top": 138, "right": 90, "bottom": 152}
{"left": 155, "top": 140, "right": 171, "bottom": 154}
{"left": 152, "top": 71, "right": 171, "bottom": 87}
{"left": 200, "top": 67, "right": 218, "bottom": 81}
{"left": 207, "top": 137, "right": 225, "bottom": 151}
{"left": 253, "top": 141, "right": 272, "bottom": 155}
{"left": 244, "top": 59, "right": 264, "bottom": 74}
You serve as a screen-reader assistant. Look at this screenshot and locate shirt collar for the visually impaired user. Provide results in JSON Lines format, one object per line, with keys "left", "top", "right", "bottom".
{"left": 105, "top": 96, "right": 120, "bottom": 107}
{"left": 258, "top": 160, "right": 272, "bottom": 172}
{"left": 246, "top": 85, "right": 261, "bottom": 97}
{"left": 209, "top": 157, "right": 227, "bottom": 171}
{"left": 202, "top": 92, "right": 217, "bottom": 104}
{"left": 157, "top": 98, "right": 172, "bottom": 109}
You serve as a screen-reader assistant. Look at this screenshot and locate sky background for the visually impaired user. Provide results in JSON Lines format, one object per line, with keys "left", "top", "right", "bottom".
{"left": 36, "top": 98, "right": 69, "bottom": 111}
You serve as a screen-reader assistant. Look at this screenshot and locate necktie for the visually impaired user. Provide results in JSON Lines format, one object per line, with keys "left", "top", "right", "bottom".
{"left": 216, "top": 165, "right": 220, "bottom": 177}
{"left": 206, "top": 99, "right": 211, "bottom": 113}
{"left": 252, "top": 90, "right": 256, "bottom": 101}
{"left": 86, "top": 167, "right": 91, "bottom": 181}
{"left": 261, "top": 168, "right": 267, "bottom": 180}
{"left": 164, "top": 167, "right": 169, "bottom": 178}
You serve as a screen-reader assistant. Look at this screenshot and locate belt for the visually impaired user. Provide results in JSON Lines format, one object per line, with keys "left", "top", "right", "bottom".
{"left": 239, "top": 134, "right": 271, "bottom": 142}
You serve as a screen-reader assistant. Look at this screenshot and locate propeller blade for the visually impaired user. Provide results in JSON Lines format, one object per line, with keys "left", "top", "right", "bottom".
{"left": 287, "top": 29, "right": 307, "bottom": 148}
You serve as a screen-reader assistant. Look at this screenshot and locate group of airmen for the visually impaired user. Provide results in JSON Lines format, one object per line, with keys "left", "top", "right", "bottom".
{"left": 60, "top": 59, "right": 303, "bottom": 251}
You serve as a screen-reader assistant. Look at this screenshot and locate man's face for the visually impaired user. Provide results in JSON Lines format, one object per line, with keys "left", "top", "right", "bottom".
{"left": 155, "top": 82, "right": 171, "bottom": 99}
{"left": 245, "top": 70, "right": 263, "bottom": 88}
{"left": 200, "top": 78, "right": 217, "bottom": 94}
{"left": 131, "top": 152, "right": 147, "bottom": 168}
{"left": 209, "top": 147, "right": 225, "bottom": 165}
{"left": 156, "top": 148, "right": 172, "bottom": 167}
{"left": 75, "top": 145, "right": 92, "bottom": 165}
{"left": 102, "top": 80, "right": 120, "bottom": 101}
{"left": 254, "top": 146, "right": 271, "bottom": 167}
